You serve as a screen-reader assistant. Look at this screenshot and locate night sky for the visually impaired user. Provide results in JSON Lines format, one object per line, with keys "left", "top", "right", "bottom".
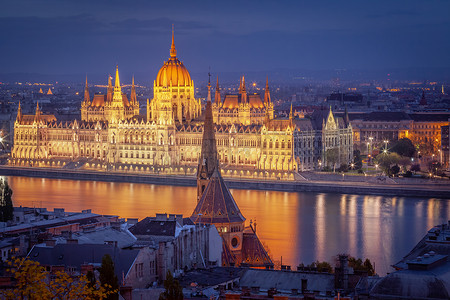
{"left": 1, "top": 0, "right": 449, "bottom": 81}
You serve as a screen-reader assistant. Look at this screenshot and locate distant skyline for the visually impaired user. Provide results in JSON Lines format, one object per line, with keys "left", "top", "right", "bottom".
{"left": 1, "top": 0, "right": 449, "bottom": 82}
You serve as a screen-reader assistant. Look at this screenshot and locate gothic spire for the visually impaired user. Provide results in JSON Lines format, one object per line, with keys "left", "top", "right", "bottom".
{"left": 16, "top": 101, "right": 22, "bottom": 123}
{"left": 114, "top": 65, "right": 121, "bottom": 89}
{"left": 34, "top": 101, "right": 41, "bottom": 122}
{"left": 170, "top": 24, "right": 177, "bottom": 58}
{"left": 264, "top": 76, "right": 271, "bottom": 105}
{"left": 344, "top": 104, "right": 350, "bottom": 127}
{"left": 207, "top": 71, "right": 212, "bottom": 102}
{"left": 131, "top": 75, "right": 137, "bottom": 104}
{"left": 107, "top": 74, "right": 113, "bottom": 102}
{"left": 84, "top": 75, "right": 90, "bottom": 104}
{"left": 198, "top": 82, "right": 218, "bottom": 178}
{"left": 215, "top": 76, "right": 221, "bottom": 104}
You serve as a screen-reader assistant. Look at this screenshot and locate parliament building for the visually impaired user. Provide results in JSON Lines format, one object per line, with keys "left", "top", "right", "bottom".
{"left": 11, "top": 30, "right": 353, "bottom": 178}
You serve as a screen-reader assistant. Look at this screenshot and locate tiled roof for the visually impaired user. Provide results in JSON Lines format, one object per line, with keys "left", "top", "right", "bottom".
{"left": 191, "top": 169, "right": 245, "bottom": 224}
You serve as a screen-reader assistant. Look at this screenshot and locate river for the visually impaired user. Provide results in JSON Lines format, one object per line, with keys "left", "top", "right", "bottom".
{"left": 5, "top": 175, "right": 450, "bottom": 275}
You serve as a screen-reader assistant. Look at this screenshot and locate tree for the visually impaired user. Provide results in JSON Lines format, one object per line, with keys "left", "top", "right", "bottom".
{"left": 315, "top": 261, "right": 333, "bottom": 273}
{"left": 353, "top": 149, "right": 363, "bottom": 170}
{"left": 0, "top": 257, "right": 113, "bottom": 300}
{"left": 99, "top": 254, "right": 119, "bottom": 300}
{"left": 410, "top": 164, "right": 421, "bottom": 173}
{"left": 348, "top": 256, "right": 375, "bottom": 276}
{"left": 390, "top": 138, "right": 416, "bottom": 158}
{"left": 0, "top": 179, "right": 13, "bottom": 222}
{"left": 159, "top": 271, "right": 183, "bottom": 300}
{"left": 325, "top": 148, "right": 339, "bottom": 172}
{"left": 428, "top": 160, "right": 443, "bottom": 176}
{"left": 390, "top": 165, "right": 400, "bottom": 176}
{"left": 375, "top": 152, "right": 401, "bottom": 176}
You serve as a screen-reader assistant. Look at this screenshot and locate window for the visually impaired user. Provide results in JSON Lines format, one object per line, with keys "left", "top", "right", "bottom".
{"left": 135, "top": 263, "right": 144, "bottom": 278}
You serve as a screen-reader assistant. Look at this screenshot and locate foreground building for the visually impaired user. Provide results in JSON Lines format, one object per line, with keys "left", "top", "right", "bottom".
{"left": 10, "top": 29, "right": 352, "bottom": 176}
{"left": 191, "top": 93, "right": 273, "bottom": 268}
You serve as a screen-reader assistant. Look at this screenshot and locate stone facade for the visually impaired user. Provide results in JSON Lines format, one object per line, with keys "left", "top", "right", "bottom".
{"left": 10, "top": 30, "right": 352, "bottom": 176}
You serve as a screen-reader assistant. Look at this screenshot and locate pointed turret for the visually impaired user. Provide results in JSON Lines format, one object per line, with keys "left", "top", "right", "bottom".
{"left": 264, "top": 76, "right": 271, "bottom": 105}
{"left": 207, "top": 73, "right": 212, "bottom": 102}
{"left": 239, "top": 75, "right": 247, "bottom": 103}
{"left": 112, "top": 65, "right": 123, "bottom": 106}
{"left": 16, "top": 101, "right": 22, "bottom": 123}
{"left": 47, "top": 88, "right": 53, "bottom": 95}
{"left": 34, "top": 101, "right": 41, "bottom": 122}
{"left": 215, "top": 76, "right": 221, "bottom": 104}
{"left": 84, "top": 75, "right": 90, "bottom": 105}
{"left": 170, "top": 24, "right": 177, "bottom": 58}
{"left": 130, "top": 76, "right": 137, "bottom": 104}
{"left": 289, "top": 103, "right": 293, "bottom": 126}
{"left": 107, "top": 74, "right": 113, "bottom": 102}
{"left": 39, "top": 88, "right": 43, "bottom": 94}
{"left": 344, "top": 104, "right": 350, "bottom": 127}
{"left": 114, "top": 65, "right": 121, "bottom": 90}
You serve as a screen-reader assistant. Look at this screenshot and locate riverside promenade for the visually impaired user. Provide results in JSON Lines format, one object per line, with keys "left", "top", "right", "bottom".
{"left": 0, "top": 166, "right": 449, "bottom": 199}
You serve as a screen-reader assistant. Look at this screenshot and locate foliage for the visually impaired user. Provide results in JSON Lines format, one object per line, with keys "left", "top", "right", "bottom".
{"left": 428, "top": 160, "right": 443, "bottom": 175}
{"left": 325, "top": 148, "right": 339, "bottom": 172}
{"left": 0, "top": 257, "right": 114, "bottom": 300}
{"left": 348, "top": 257, "right": 375, "bottom": 276}
{"left": 337, "top": 163, "right": 349, "bottom": 173}
{"left": 100, "top": 254, "right": 119, "bottom": 300}
{"left": 375, "top": 152, "right": 401, "bottom": 176}
{"left": 353, "top": 149, "right": 362, "bottom": 170}
{"left": 314, "top": 261, "right": 333, "bottom": 273}
{"left": 0, "top": 179, "right": 13, "bottom": 222}
{"left": 159, "top": 271, "right": 183, "bottom": 300}
{"left": 404, "top": 170, "right": 412, "bottom": 178}
{"left": 390, "top": 138, "right": 416, "bottom": 158}
{"left": 410, "top": 163, "right": 421, "bottom": 173}
{"left": 390, "top": 165, "right": 400, "bottom": 176}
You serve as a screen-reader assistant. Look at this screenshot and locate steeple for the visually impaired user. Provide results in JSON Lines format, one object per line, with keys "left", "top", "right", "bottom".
{"left": 84, "top": 75, "right": 90, "bottom": 105}
{"left": 16, "top": 101, "right": 22, "bottom": 123}
{"left": 442, "top": 84, "right": 445, "bottom": 95}
{"left": 264, "top": 76, "right": 271, "bottom": 105}
{"left": 197, "top": 77, "right": 218, "bottom": 201}
{"left": 215, "top": 76, "right": 221, "bottom": 104}
{"left": 170, "top": 24, "right": 177, "bottom": 58}
{"left": 130, "top": 75, "right": 137, "bottom": 104}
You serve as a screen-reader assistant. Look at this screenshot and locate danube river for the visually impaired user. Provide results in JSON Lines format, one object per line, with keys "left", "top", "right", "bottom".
{"left": 6, "top": 175, "right": 450, "bottom": 275}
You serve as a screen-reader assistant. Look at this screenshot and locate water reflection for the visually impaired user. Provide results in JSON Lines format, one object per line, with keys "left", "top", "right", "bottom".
{"left": 5, "top": 176, "right": 450, "bottom": 275}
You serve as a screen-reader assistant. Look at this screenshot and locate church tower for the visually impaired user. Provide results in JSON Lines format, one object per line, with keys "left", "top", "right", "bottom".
{"left": 196, "top": 76, "right": 218, "bottom": 202}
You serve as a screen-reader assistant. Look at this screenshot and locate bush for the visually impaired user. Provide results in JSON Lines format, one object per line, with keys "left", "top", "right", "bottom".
{"left": 337, "top": 163, "right": 349, "bottom": 173}
{"left": 357, "top": 169, "right": 364, "bottom": 174}
{"left": 410, "top": 164, "right": 420, "bottom": 173}
{"left": 404, "top": 170, "right": 412, "bottom": 177}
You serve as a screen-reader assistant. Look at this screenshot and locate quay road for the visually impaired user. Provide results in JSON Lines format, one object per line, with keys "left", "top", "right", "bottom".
{"left": 0, "top": 166, "right": 449, "bottom": 199}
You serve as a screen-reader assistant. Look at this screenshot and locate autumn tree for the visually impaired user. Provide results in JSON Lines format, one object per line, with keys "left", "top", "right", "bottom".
{"left": 0, "top": 257, "right": 114, "bottom": 300}
{"left": 0, "top": 178, "right": 13, "bottom": 222}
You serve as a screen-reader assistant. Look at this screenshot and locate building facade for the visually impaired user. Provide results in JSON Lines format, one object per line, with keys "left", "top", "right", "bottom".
{"left": 11, "top": 30, "right": 352, "bottom": 176}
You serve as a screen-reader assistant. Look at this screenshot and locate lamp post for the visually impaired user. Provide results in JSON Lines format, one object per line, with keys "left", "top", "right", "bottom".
{"left": 383, "top": 140, "right": 389, "bottom": 153}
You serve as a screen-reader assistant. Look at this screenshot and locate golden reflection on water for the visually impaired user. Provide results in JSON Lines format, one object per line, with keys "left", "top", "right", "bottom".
{"left": 6, "top": 176, "right": 450, "bottom": 275}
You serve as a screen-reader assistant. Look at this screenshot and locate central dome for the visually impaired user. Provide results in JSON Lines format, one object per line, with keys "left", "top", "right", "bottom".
{"left": 155, "top": 29, "right": 192, "bottom": 87}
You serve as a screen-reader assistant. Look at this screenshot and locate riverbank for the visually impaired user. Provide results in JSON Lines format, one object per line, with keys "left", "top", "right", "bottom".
{"left": 0, "top": 166, "right": 449, "bottom": 198}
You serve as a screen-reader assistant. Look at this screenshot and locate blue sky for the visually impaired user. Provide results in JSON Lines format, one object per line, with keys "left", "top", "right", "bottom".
{"left": 1, "top": 0, "right": 449, "bottom": 80}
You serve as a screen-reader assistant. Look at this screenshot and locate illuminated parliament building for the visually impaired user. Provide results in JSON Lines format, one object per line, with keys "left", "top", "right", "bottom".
{"left": 11, "top": 30, "right": 353, "bottom": 178}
